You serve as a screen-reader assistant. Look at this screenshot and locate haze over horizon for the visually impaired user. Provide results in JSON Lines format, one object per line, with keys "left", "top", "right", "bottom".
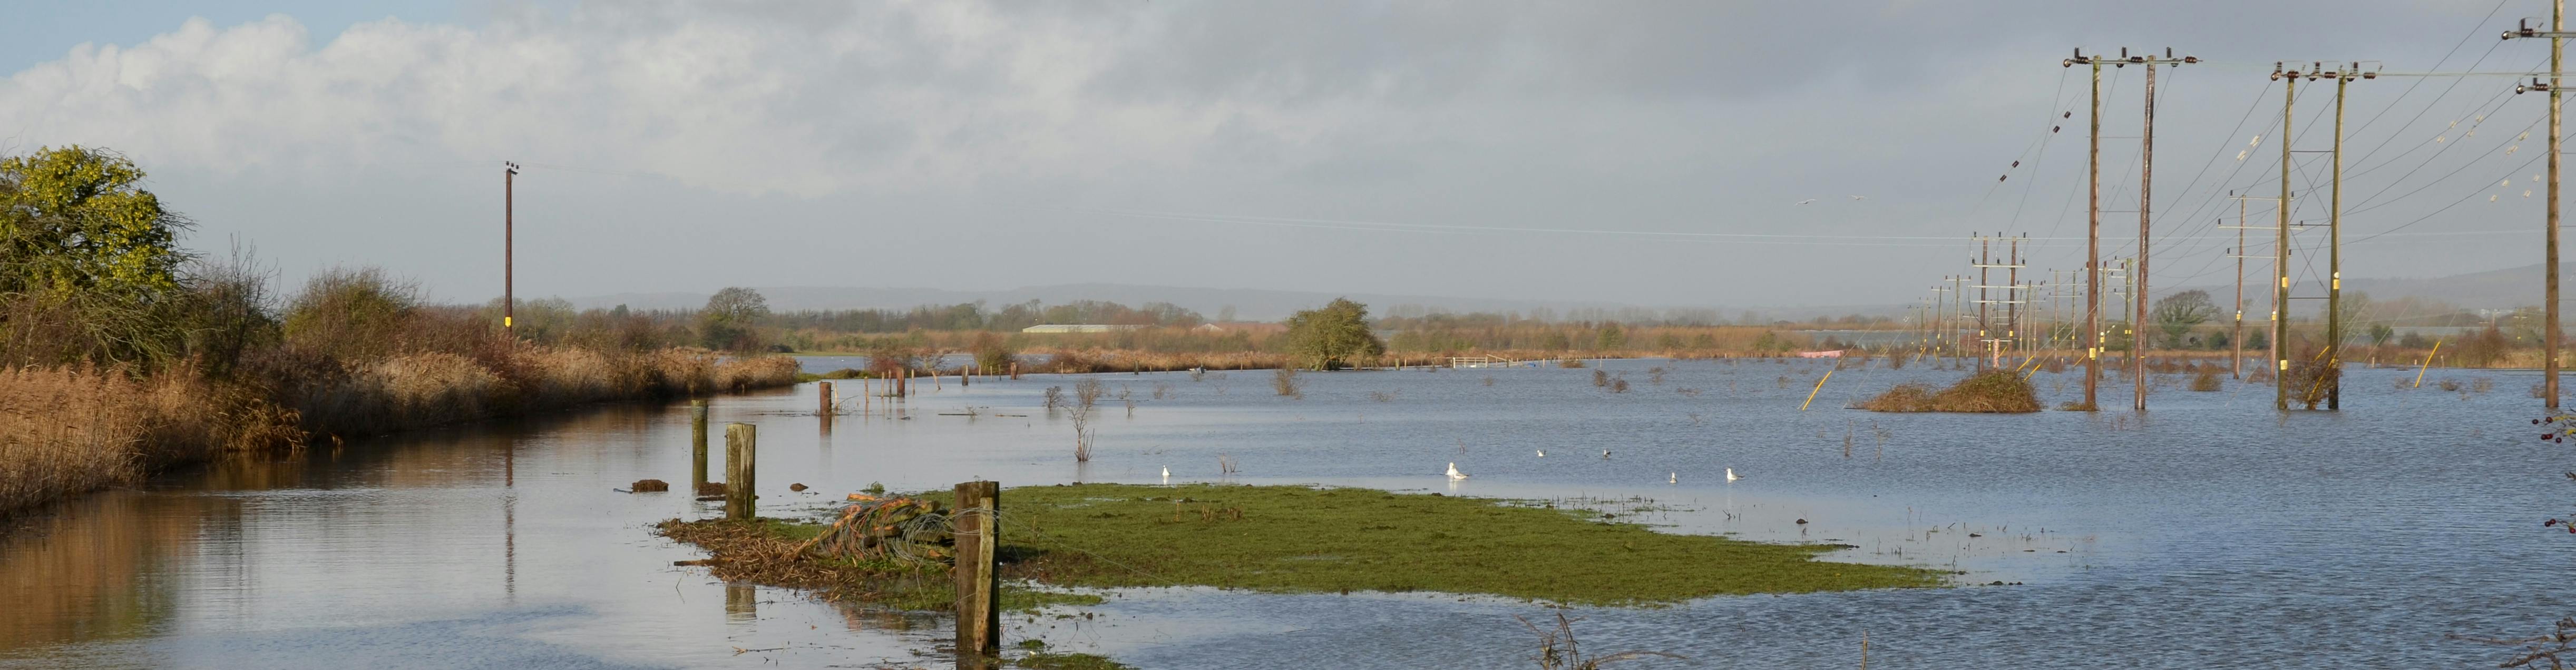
{"left": 4, "top": 1, "right": 2564, "bottom": 310}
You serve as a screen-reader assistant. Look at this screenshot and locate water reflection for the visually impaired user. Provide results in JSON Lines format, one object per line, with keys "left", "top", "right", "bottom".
{"left": 2, "top": 360, "right": 2572, "bottom": 668}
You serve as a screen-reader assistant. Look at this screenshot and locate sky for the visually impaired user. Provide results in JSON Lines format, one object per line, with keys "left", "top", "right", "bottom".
{"left": 1, "top": 1, "right": 2564, "bottom": 311}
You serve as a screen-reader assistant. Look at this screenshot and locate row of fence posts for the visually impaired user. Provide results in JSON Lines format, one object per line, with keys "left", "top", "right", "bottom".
{"left": 687, "top": 389, "right": 1003, "bottom": 667}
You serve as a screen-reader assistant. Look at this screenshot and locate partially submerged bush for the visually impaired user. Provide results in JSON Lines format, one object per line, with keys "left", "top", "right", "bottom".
{"left": 1858, "top": 370, "right": 2041, "bottom": 413}
{"left": 2189, "top": 368, "right": 2222, "bottom": 392}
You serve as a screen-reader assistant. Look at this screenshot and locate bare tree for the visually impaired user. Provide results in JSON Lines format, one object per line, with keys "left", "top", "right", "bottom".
{"left": 1069, "top": 379, "right": 1104, "bottom": 461}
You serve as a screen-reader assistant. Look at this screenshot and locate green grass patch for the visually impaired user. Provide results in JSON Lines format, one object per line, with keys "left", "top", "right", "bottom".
{"left": 998, "top": 484, "right": 1941, "bottom": 606}
{"left": 662, "top": 484, "right": 1941, "bottom": 613}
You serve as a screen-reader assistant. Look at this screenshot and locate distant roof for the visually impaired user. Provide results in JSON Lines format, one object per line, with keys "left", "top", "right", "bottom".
{"left": 1021, "top": 324, "right": 1148, "bottom": 333}
{"left": 1196, "top": 321, "right": 1287, "bottom": 333}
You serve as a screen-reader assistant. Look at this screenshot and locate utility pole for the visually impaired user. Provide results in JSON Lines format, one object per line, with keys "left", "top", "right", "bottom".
{"left": 2272, "top": 64, "right": 2297, "bottom": 411}
{"left": 2224, "top": 192, "right": 2287, "bottom": 381}
{"left": 2131, "top": 47, "right": 2196, "bottom": 411}
{"left": 2065, "top": 48, "right": 2106, "bottom": 410}
{"left": 2320, "top": 62, "right": 2377, "bottom": 410}
{"left": 2235, "top": 201, "right": 2245, "bottom": 380}
{"left": 504, "top": 161, "right": 519, "bottom": 334}
{"left": 2008, "top": 235, "right": 2022, "bottom": 365}
{"left": 2510, "top": 8, "right": 2567, "bottom": 409}
{"left": 1977, "top": 237, "right": 1992, "bottom": 370}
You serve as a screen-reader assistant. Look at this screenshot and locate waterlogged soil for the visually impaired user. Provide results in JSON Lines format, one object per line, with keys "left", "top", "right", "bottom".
{"left": 1, "top": 358, "right": 2571, "bottom": 668}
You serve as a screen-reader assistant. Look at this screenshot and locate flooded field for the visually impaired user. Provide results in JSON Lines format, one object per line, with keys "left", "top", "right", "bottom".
{"left": 2, "top": 357, "right": 2569, "bottom": 668}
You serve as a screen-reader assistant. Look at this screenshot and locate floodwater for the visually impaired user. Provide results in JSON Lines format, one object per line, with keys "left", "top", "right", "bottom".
{"left": 2, "top": 357, "right": 2570, "bottom": 668}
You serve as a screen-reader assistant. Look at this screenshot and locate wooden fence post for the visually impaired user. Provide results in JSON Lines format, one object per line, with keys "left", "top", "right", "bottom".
{"left": 690, "top": 399, "right": 710, "bottom": 490}
{"left": 819, "top": 381, "right": 834, "bottom": 416}
{"left": 725, "top": 423, "right": 757, "bottom": 520}
{"left": 953, "top": 480, "right": 1001, "bottom": 661}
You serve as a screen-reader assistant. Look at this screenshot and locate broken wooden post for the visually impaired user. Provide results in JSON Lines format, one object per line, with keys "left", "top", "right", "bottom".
{"left": 725, "top": 423, "right": 757, "bottom": 520}
{"left": 690, "top": 399, "right": 710, "bottom": 490}
{"left": 818, "top": 381, "right": 834, "bottom": 416}
{"left": 953, "top": 480, "right": 1001, "bottom": 661}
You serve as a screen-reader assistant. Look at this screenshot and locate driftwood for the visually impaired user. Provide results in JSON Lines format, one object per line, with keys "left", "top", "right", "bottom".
{"left": 795, "top": 495, "right": 955, "bottom": 565}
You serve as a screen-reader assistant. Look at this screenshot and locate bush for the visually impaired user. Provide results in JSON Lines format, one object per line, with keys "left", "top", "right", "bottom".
{"left": 1858, "top": 370, "right": 2040, "bottom": 413}
{"left": 2189, "top": 368, "right": 2222, "bottom": 392}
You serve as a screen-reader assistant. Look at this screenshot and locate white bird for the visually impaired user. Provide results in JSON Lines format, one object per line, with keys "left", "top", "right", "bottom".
{"left": 1161, "top": 466, "right": 1170, "bottom": 480}
{"left": 1796, "top": 199, "right": 1817, "bottom": 205}
{"left": 1669, "top": 472, "right": 1678, "bottom": 484}
{"left": 1725, "top": 468, "right": 1741, "bottom": 482}
{"left": 1601, "top": 449, "right": 1612, "bottom": 459}
{"left": 1847, "top": 195, "right": 1867, "bottom": 201}
{"left": 1447, "top": 462, "right": 1470, "bottom": 480}
{"left": 1535, "top": 449, "right": 1546, "bottom": 457}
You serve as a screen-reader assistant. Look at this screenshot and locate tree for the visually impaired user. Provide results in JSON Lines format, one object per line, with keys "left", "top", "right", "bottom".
{"left": 699, "top": 287, "right": 770, "bottom": 351}
{"left": 1283, "top": 297, "right": 1384, "bottom": 369}
{"left": 2151, "top": 290, "right": 2218, "bottom": 349}
{"left": 0, "top": 146, "right": 192, "bottom": 298}
{"left": 1595, "top": 322, "right": 1626, "bottom": 350}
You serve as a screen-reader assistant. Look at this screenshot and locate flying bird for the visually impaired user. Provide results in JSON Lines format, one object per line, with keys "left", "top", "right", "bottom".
{"left": 1849, "top": 195, "right": 1868, "bottom": 201}
{"left": 1601, "top": 450, "right": 1612, "bottom": 459}
{"left": 1447, "top": 462, "right": 1469, "bottom": 480}
{"left": 1797, "top": 199, "right": 1818, "bottom": 205}
{"left": 1535, "top": 449, "right": 1545, "bottom": 457}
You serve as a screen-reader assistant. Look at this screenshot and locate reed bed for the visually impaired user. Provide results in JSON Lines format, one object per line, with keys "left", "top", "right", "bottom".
{"left": 0, "top": 367, "right": 300, "bottom": 517}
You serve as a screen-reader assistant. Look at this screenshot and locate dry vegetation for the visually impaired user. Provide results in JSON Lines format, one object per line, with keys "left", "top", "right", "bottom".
{"left": 1858, "top": 370, "right": 2042, "bottom": 413}
{"left": 2, "top": 267, "right": 799, "bottom": 518}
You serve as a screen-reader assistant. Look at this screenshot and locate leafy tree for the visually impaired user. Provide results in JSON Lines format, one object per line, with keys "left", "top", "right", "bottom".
{"left": 699, "top": 287, "right": 770, "bottom": 351}
{"left": 1283, "top": 297, "right": 1384, "bottom": 369}
{"left": 2151, "top": 290, "right": 2218, "bottom": 349}
{"left": 1539, "top": 330, "right": 1572, "bottom": 351}
{"left": 0, "top": 146, "right": 192, "bottom": 298}
{"left": 2367, "top": 323, "right": 2396, "bottom": 348}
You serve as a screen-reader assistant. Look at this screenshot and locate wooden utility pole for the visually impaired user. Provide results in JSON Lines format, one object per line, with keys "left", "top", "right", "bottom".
{"left": 2272, "top": 64, "right": 2298, "bottom": 411}
{"left": 1977, "top": 236, "right": 1992, "bottom": 370}
{"left": 2510, "top": 8, "right": 2568, "bottom": 409}
{"left": 504, "top": 161, "right": 519, "bottom": 334}
{"left": 2130, "top": 48, "right": 2196, "bottom": 410}
{"left": 2225, "top": 193, "right": 2286, "bottom": 381}
{"left": 2321, "top": 63, "right": 2377, "bottom": 410}
{"left": 2065, "top": 50, "right": 2105, "bottom": 409}
{"left": 2235, "top": 200, "right": 2246, "bottom": 379}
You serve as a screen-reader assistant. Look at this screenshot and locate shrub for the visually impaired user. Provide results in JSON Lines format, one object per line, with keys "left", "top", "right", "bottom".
{"left": 1859, "top": 370, "right": 2040, "bottom": 413}
{"left": 2189, "top": 368, "right": 2222, "bottom": 392}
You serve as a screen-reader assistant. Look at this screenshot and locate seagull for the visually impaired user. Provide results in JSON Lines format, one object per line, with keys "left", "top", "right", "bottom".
{"left": 1725, "top": 468, "right": 1741, "bottom": 482}
{"left": 1669, "top": 472, "right": 1678, "bottom": 484}
{"left": 1600, "top": 449, "right": 1612, "bottom": 459}
{"left": 1796, "top": 199, "right": 1817, "bottom": 205}
{"left": 1535, "top": 449, "right": 1546, "bottom": 457}
{"left": 1447, "top": 462, "right": 1470, "bottom": 480}
{"left": 1847, "top": 195, "right": 1867, "bottom": 201}
{"left": 1161, "top": 466, "right": 1170, "bottom": 481}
